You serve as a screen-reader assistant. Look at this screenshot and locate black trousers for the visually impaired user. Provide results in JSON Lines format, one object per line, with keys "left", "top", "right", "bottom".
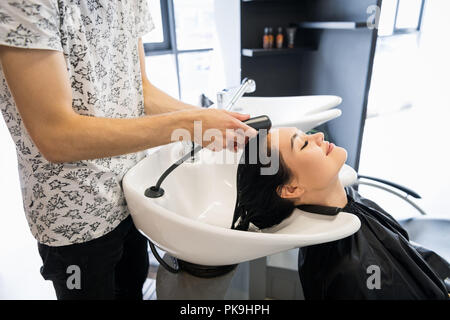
{"left": 37, "top": 215, "right": 149, "bottom": 300}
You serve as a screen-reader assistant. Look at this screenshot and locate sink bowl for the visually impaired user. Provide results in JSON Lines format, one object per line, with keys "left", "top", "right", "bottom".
{"left": 123, "top": 95, "right": 359, "bottom": 266}
{"left": 123, "top": 144, "right": 360, "bottom": 266}
{"left": 232, "top": 95, "right": 343, "bottom": 132}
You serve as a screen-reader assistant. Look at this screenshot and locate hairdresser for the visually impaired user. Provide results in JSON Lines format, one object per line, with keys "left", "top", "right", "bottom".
{"left": 0, "top": 1, "right": 256, "bottom": 300}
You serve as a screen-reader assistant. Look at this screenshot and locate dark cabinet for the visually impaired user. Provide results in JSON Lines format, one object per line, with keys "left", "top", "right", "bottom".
{"left": 240, "top": 0, "right": 381, "bottom": 170}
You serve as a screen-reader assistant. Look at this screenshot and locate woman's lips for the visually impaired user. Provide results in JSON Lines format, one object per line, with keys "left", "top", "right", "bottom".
{"left": 327, "top": 142, "right": 335, "bottom": 155}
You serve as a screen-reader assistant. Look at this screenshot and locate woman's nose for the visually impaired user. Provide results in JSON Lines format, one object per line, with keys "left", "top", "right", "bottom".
{"left": 312, "top": 132, "right": 324, "bottom": 145}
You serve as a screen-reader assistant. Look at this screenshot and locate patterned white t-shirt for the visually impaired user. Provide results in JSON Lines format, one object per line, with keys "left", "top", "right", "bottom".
{"left": 0, "top": 0, "right": 154, "bottom": 246}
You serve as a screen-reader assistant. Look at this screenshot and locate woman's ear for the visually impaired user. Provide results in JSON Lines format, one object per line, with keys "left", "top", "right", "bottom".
{"left": 277, "top": 183, "right": 305, "bottom": 200}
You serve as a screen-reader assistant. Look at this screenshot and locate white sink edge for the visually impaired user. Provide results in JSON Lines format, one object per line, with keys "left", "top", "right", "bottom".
{"left": 271, "top": 108, "right": 342, "bottom": 128}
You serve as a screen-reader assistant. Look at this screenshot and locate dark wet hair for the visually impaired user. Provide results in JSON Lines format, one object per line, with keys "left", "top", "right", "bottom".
{"left": 231, "top": 131, "right": 296, "bottom": 231}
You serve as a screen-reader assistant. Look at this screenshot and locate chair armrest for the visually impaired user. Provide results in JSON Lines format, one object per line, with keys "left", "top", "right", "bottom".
{"left": 357, "top": 175, "right": 421, "bottom": 199}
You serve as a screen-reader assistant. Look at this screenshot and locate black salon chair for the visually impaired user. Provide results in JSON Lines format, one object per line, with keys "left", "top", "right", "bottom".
{"left": 354, "top": 175, "right": 450, "bottom": 293}
{"left": 354, "top": 175, "right": 450, "bottom": 262}
{"left": 297, "top": 175, "right": 450, "bottom": 297}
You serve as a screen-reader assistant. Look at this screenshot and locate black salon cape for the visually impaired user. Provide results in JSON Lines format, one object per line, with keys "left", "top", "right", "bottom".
{"left": 297, "top": 187, "right": 450, "bottom": 300}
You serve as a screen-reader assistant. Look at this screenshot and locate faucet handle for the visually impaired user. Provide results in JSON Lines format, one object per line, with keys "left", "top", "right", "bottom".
{"left": 216, "top": 91, "right": 225, "bottom": 109}
{"left": 242, "top": 78, "right": 256, "bottom": 93}
{"left": 217, "top": 78, "right": 256, "bottom": 111}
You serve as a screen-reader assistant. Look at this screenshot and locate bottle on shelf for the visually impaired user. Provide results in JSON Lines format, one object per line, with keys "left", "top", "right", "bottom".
{"left": 263, "top": 27, "right": 270, "bottom": 49}
{"left": 267, "top": 27, "right": 274, "bottom": 49}
{"left": 276, "top": 27, "right": 284, "bottom": 49}
{"left": 286, "top": 26, "right": 297, "bottom": 49}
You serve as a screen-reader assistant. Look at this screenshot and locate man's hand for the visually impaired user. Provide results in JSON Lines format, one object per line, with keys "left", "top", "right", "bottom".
{"left": 181, "top": 108, "right": 258, "bottom": 152}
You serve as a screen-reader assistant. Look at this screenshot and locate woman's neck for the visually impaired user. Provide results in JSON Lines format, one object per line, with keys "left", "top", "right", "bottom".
{"left": 295, "top": 177, "right": 348, "bottom": 209}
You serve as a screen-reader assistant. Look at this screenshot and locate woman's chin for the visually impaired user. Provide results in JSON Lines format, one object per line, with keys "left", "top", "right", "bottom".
{"left": 340, "top": 147, "right": 348, "bottom": 161}
{"left": 331, "top": 145, "right": 347, "bottom": 160}
{"left": 334, "top": 146, "right": 348, "bottom": 168}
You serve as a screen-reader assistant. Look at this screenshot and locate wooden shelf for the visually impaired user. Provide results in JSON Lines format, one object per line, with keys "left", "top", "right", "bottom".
{"left": 298, "top": 21, "right": 368, "bottom": 30}
{"left": 242, "top": 47, "right": 315, "bottom": 57}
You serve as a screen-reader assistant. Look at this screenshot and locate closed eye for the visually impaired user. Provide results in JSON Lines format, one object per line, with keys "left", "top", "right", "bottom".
{"left": 300, "top": 140, "right": 308, "bottom": 150}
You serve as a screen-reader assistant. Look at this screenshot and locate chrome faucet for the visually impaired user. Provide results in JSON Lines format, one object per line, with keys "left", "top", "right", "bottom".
{"left": 216, "top": 78, "right": 256, "bottom": 111}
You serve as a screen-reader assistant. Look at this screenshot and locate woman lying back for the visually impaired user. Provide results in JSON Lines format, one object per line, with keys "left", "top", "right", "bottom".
{"left": 232, "top": 127, "right": 449, "bottom": 300}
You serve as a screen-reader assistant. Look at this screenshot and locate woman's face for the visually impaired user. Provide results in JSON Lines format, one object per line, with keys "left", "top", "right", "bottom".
{"left": 268, "top": 127, "right": 347, "bottom": 192}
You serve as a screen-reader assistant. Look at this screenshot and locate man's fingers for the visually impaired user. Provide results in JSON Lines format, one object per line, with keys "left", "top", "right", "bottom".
{"left": 243, "top": 125, "right": 258, "bottom": 139}
{"left": 230, "top": 119, "right": 257, "bottom": 138}
{"left": 226, "top": 111, "right": 250, "bottom": 121}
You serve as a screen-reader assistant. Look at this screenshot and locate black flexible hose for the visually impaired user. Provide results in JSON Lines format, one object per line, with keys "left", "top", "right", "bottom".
{"left": 148, "top": 240, "right": 180, "bottom": 274}
{"left": 154, "top": 144, "right": 203, "bottom": 191}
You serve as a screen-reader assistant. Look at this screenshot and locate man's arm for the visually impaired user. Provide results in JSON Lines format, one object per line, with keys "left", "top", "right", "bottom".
{"left": 0, "top": 46, "right": 255, "bottom": 163}
{"left": 138, "top": 38, "right": 198, "bottom": 115}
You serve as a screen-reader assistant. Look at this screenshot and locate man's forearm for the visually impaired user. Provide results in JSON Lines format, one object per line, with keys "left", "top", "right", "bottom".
{"left": 44, "top": 110, "right": 193, "bottom": 163}
{"left": 143, "top": 81, "right": 199, "bottom": 115}
{"left": 0, "top": 45, "right": 253, "bottom": 165}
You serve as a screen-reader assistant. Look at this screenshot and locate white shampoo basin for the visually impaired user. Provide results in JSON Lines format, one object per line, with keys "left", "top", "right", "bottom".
{"left": 123, "top": 95, "right": 360, "bottom": 266}
{"left": 123, "top": 145, "right": 360, "bottom": 266}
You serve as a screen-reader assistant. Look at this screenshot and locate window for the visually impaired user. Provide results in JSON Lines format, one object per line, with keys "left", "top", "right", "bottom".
{"left": 142, "top": 0, "right": 165, "bottom": 44}
{"left": 377, "top": 0, "right": 425, "bottom": 36}
{"left": 142, "top": 0, "right": 215, "bottom": 105}
{"left": 178, "top": 50, "right": 214, "bottom": 103}
{"left": 395, "top": 0, "right": 424, "bottom": 30}
{"left": 142, "top": 0, "right": 171, "bottom": 51}
{"left": 377, "top": 0, "right": 398, "bottom": 36}
{"left": 368, "top": 0, "right": 426, "bottom": 117}
{"left": 144, "top": 54, "right": 179, "bottom": 99}
{"left": 173, "top": 0, "right": 215, "bottom": 51}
